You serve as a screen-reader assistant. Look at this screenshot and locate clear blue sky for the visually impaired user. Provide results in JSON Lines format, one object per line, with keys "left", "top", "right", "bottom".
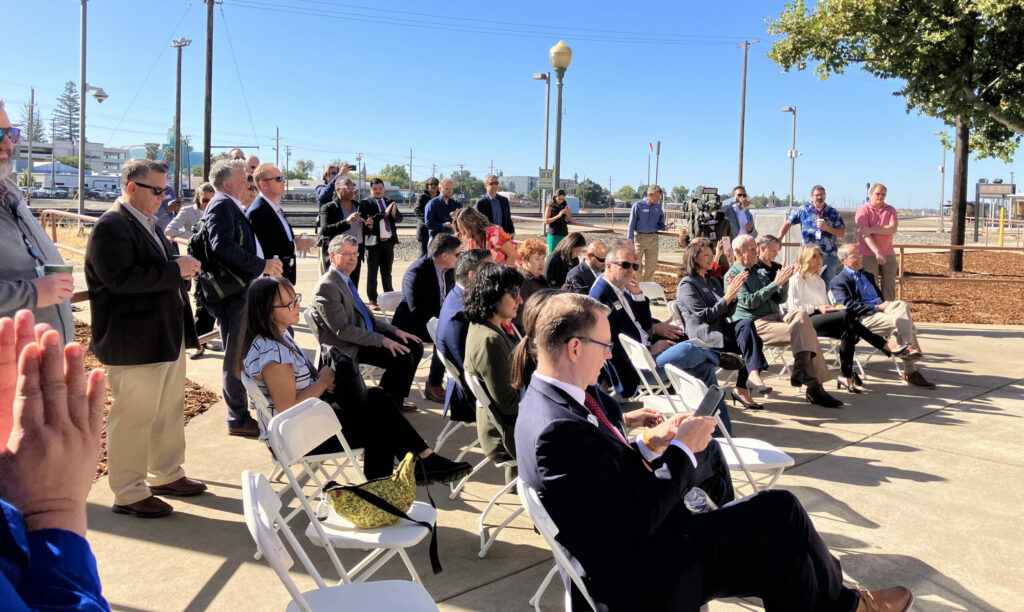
{"left": 2, "top": 0, "right": 1019, "bottom": 208}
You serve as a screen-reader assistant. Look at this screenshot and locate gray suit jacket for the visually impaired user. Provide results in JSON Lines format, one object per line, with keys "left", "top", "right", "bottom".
{"left": 310, "top": 268, "right": 397, "bottom": 358}
{"left": 722, "top": 198, "right": 758, "bottom": 239}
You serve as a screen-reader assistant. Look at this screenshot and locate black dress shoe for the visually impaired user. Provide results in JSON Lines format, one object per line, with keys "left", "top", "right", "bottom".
{"left": 790, "top": 368, "right": 817, "bottom": 388}
{"left": 415, "top": 453, "right": 473, "bottom": 485}
{"left": 806, "top": 384, "right": 844, "bottom": 408}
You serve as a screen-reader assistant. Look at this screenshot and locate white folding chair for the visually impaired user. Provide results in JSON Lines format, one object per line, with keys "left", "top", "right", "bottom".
{"left": 518, "top": 479, "right": 598, "bottom": 612}
{"left": 267, "top": 400, "right": 435, "bottom": 585}
{"left": 639, "top": 281, "right": 667, "bottom": 304}
{"left": 241, "top": 470, "right": 438, "bottom": 612}
{"left": 663, "top": 364, "right": 794, "bottom": 493}
{"left": 618, "top": 333, "right": 683, "bottom": 415}
{"left": 241, "top": 376, "right": 358, "bottom": 533}
{"left": 666, "top": 300, "right": 685, "bottom": 325}
{"left": 301, "top": 309, "right": 323, "bottom": 367}
{"left": 817, "top": 336, "right": 867, "bottom": 379}
{"left": 430, "top": 331, "right": 478, "bottom": 454}
{"left": 462, "top": 372, "right": 524, "bottom": 558}
{"left": 376, "top": 290, "right": 403, "bottom": 320}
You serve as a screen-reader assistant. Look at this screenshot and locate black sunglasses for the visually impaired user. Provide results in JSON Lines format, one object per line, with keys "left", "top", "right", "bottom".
{"left": 132, "top": 181, "right": 168, "bottom": 196}
{"left": 593, "top": 256, "right": 606, "bottom": 263}
{"left": 609, "top": 260, "right": 640, "bottom": 271}
{"left": 0, "top": 126, "right": 21, "bottom": 143}
{"left": 263, "top": 176, "right": 285, "bottom": 183}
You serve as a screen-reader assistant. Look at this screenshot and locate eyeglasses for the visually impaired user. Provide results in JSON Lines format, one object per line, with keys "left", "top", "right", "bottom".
{"left": 569, "top": 336, "right": 614, "bottom": 353}
{"left": 0, "top": 127, "right": 21, "bottom": 143}
{"left": 263, "top": 176, "right": 285, "bottom": 183}
{"left": 736, "top": 194, "right": 748, "bottom": 198}
{"left": 507, "top": 287, "right": 521, "bottom": 299}
{"left": 131, "top": 181, "right": 168, "bottom": 196}
{"left": 486, "top": 182, "right": 499, "bottom": 186}
{"left": 609, "top": 260, "right": 640, "bottom": 271}
{"left": 592, "top": 256, "right": 606, "bottom": 263}
{"left": 273, "top": 293, "right": 302, "bottom": 311}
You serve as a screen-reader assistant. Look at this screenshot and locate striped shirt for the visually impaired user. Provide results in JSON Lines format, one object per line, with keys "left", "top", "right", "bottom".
{"left": 243, "top": 333, "right": 315, "bottom": 440}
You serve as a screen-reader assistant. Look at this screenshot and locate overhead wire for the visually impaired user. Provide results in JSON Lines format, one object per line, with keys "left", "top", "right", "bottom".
{"left": 217, "top": 3, "right": 263, "bottom": 151}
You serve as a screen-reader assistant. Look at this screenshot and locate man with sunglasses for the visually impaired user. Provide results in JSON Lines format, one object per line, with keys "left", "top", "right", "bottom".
{"left": 474, "top": 174, "right": 514, "bottom": 237}
{"left": 564, "top": 239, "right": 607, "bottom": 294}
{"left": 722, "top": 185, "right": 759, "bottom": 241}
{"left": 248, "top": 163, "right": 311, "bottom": 284}
{"left": 590, "top": 240, "right": 733, "bottom": 429}
{"left": 85, "top": 159, "right": 205, "bottom": 518}
{"left": 0, "top": 100, "right": 75, "bottom": 345}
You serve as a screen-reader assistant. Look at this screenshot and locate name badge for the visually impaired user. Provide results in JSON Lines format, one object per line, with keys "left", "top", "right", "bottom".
{"left": 613, "top": 302, "right": 623, "bottom": 311}
{"left": 586, "top": 414, "right": 600, "bottom": 428}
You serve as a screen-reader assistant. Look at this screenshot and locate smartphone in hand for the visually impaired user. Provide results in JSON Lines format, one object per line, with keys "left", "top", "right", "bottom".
{"left": 693, "top": 385, "right": 724, "bottom": 418}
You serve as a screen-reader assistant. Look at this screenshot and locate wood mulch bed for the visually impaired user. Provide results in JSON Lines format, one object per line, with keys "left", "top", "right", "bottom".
{"left": 74, "top": 321, "right": 220, "bottom": 480}
{"left": 655, "top": 251, "right": 1024, "bottom": 326}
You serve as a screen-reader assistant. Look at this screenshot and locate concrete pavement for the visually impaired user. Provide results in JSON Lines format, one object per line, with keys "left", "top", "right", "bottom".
{"left": 75, "top": 250, "right": 1024, "bottom": 612}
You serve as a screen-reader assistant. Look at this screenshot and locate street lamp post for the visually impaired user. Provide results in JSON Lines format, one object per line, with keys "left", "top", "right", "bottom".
{"left": 549, "top": 41, "right": 572, "bottom": 200}
{"left": 533, "top": 72, "right": 550, "bottom": 214}
{"left": 933, "top": 131, "right": 946, "bottom": 233}
{"left": 171, "top": 37, "right": 191, "bottom": 200}
{"left": 781, "top": 106, "right": 797, "bottom": 208}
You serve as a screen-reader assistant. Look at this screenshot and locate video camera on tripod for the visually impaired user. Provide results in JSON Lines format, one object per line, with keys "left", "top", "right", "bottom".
{"left": 684, "top": 187, "right": 728, "bottom": 243}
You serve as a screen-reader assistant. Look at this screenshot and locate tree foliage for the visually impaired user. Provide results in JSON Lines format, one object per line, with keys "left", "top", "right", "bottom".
{"left": 671, "top": 185, "right": 689, "bottom": 202}
{"left": 576, "top": 178, "right": 609, "bottom": 207}
{"left": 17, "top": 103, "right": 47, "bottom": 143}
{"left": 55, "top": 155, "right": 90, "bottom": 170}
{"left": 53, "top": 82, "right": 81, "bottom": 146}
{"left": 144, "top": 143, "right": 160, "bottom": 160}
{"left": 376, "top": 163, "right": 410, "bottom": 186}
{"left": 292, "top": 159, "right": 315, "bottom": 178}
{"left": 767, "top": 0, "right": 1024, "bottom": 161}
{"left": 450, "top": 169, "right": 484, "bottom": 200}
{"left": 614, "top": 185, "right": 637, "bottom": 202}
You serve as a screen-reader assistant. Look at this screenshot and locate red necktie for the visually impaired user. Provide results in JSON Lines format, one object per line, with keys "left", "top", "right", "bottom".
{"left": 582, "top": 393, "right": 653, "bottom": 472}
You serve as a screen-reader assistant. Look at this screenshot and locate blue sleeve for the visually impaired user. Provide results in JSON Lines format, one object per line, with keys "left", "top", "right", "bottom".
{"left": 787, "top": 209, "right": 801, "bottom": 224}
{"left": 656, "top": 206, "right": 666, "bottom": 231}
{"left": 626, "top": 204, "right": 638, "bottom": 240}
{"left": 424, "top": 199, "right": 442, "bottom": 235}
{"left": 316, "top": 174, "right": 339, "bottom": 207}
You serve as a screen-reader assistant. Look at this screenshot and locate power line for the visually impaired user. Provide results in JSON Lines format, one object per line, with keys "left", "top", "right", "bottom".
{"left": 217, "top": 3, "right": 262, "bottom": 151}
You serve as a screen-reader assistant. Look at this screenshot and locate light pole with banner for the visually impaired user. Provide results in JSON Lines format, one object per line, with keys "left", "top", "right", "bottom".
{"left": 549, "top": 41, "right": 572, "bottom": 200}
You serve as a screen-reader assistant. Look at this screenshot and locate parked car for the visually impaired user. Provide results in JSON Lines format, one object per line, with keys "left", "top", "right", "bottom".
{"left": 30, "top": 188, "right": 52, "bottom": 198}
{"left": 51, "top": 187, "right": 70, "bottom": 198}
{"left": 102, "top": 190, "right": 121, "bottom": 200}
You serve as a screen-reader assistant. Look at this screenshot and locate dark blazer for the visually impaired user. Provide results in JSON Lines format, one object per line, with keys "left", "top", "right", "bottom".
{"left": 563, "top": 260, "right": 598, "bottom": 294}
{"left": 435, "top": 284, "right": 475, "bottom": 422}
{"left": 310, "top": 268, "right": 397, "bottom": 359}
{"left": 829, "top": 266, "right": 883, "bottom": 319}
{"left": 589, "top": 276, "right": 654, "bottom": 398}
{"left": 203, "top": 192, "right": 265, "bottom": 282}
{"left": 543, "top": 254, "right": 577, "bottom": 289}
{"left": 474, "top": 194, "right": 514, "bottom": 235}
{"left": 317, "top": 198, "right": 363, "bottom": 255}
{"left": 359, "top": 196, "right": 402, "bottom": 246}
{"left": 85, "top": 201, "right": 198, "bottom": 366}
{"left": 676, "top": 274, "right": 733, "bottom": 349}
{"left": 391, "top": 255, "right": 453, "bottom": 340}
{"left": 247, "top": 195, "right": 297, "bottom": 283}
{"left": 515, "top": 378, "right": 701, "bottom": 611}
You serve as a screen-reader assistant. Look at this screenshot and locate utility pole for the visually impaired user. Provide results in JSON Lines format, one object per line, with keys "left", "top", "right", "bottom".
{"left": 431, "top": 163, "right": 437, "bottom": 178}
{"left": 274, "top": 126, "right": 279, "bottom": 167}
{"left": 26, "top": 88, "right": 34, "bottom": 189}
{"left": 355, "top": 153, "right": 363, "bottom": 197}
{"left": 408, "top": 149, "right": 414, "bottom": 204}
{"left": 490, "top": 160, "right": 494, "bottom": 176}
{"left": 50, "top": 118, "right": 56, "bottom": 189}
{"left": 171, "top": 37, "right": 191, "bottom": 199}
{"left": 737, "top": 39, "right": 758, "bottom": 185}
{"left": 654, "top": 141, "right": 661, "bottom": 186}
{"left": 202, "top": 0, "right": 214, "bottom": 180}
{"left": 77, "top": 0, "right": 87, "bottom": 214}
{"left": 285, "top": 145, "right": 292, "bottom": 197}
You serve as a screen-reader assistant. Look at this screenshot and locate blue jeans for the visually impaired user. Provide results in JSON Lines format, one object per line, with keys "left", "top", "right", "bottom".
{"left": 821, "top": 252, "right": 841, "bottom": 290}
{"left": 654, "top": 343, "right": 732, "bottom": 434}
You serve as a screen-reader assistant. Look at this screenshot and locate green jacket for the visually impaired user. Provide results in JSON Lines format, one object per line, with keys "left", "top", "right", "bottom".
{"left": 728, "top": 260, "right": 786, "bottom": 320}
{"left": 465, "top": 320, "right": 519, "bottom": 462}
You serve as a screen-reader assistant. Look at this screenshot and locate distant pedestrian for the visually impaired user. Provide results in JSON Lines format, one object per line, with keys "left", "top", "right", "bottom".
{"left": 543, "top": 189, "right": 572, "bottom": 252}
{"left": 414, "top": 177, "right": 440, "bottom": 256}
{"left": 855, "top": 183, "right": 899, "bottom": 301}
{"left": 777, "top": 184, "right": 847, "bottom": 287}
{"left": 424, "top": 178, "right": 461, "bottom": 241}
{"left": 627, "top": 185, "right": 669, "bottom": 282}
{"left": 360, "top": 178, "right": 402, "bottom": 309}
{"left": 475, "top": 173, "right": 515, "bottom": 237}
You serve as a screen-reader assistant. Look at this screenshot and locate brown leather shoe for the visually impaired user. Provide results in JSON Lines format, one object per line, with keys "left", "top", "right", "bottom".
{"left": 855, "top": 586, "right": 913, "bottom": 612}
{"left": 717, "top": 352, "right": 744, "bottom": 371}
{"left": 423, "top": 385, "right": 445, "bottom": 404}
{"left": 112, "top": 496, "right": 173, "bottom": 518}
{"left": 228, "top": 420, "right": 261, "bottom": 437}
{"left": 903, "top": 370, "right": 936, "bottom": 389}
{"left": 401, "top": 402, "right": 419, "bottom": 413}
{"left": 150, "top": 477, "right": 208, "bottom": 497}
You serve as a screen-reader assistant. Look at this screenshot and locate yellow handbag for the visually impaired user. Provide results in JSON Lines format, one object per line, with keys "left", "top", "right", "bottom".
{"left": 323, "top": 452, "right": 416, "bottom": 528}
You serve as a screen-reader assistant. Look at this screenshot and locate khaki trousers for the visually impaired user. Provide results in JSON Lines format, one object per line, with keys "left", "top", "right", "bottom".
{"left": 634, "top": 232, "right": 660, "bottom": 282}
{"left": 106, "top": 343, "right": 187, "bottom": 505}
{"left": 861, "top": 255, "right": 898, "bottom": 302}
{"left": 754, "top": 310, "right": 831, "bottom": 383}
{"left": 860, "top": 301, "right": 921, "bottom": 373}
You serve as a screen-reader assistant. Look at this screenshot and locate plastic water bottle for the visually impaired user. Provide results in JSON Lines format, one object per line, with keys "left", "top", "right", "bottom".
{"left": 683, "top": 487, "right": 711, "bottom": 514}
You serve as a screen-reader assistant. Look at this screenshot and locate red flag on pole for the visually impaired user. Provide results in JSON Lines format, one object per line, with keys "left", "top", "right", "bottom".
{"left": 649, "top": 142, "right": 654, "bottom": 152}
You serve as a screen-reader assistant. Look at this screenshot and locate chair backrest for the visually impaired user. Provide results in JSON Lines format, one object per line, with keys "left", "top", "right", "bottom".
{"left": 639, "top": 281, "right": 666, "bottom": 303}
{"left": 517, "top": 479, "right": 598, "bottom": 612}
{"left": 426, "top": 316, "right": 439, "bottom": 343}
{"left": 377, "top": 290, "right": 403, "bottom": 318}
{"left": 241, "top": 470, "right": 326, "bottom": 612}
{"left": 463, "top": 372, "right": 500, "bottom": 430}
{"left": 617, "top": 333, "right": 681, "bottom": 412}
{"left": 241, "top": 373, "right": 273, "bottom": 438}
{"left": 666, "top": 300, "right": 684, "bottom": 325}
{"left": 302, "top": 308, "right": 322, "bottom": 366}
{"left": 663, "top": 364, "right": 732, "bottom": 438}
{"left": 267, "top": 398, "right": 362, "bottom": 480}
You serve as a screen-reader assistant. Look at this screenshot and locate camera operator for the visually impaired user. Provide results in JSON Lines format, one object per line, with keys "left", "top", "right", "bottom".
{"left": 680, "top": 188, "right": 731, "bottom": 251}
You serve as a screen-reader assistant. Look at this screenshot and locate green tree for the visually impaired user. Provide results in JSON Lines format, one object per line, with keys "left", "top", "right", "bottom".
{"left": 17, "top": 103, "right": 47, "bottom": 143}
{"left": 614, "top": 185, "right": 636, "bottom": 202}
{"left": 767, "top": 0, "right": 1024, "bottom": 271}
{"left": 162, "top": 146, "right": 174, "bottom": 164}
{"left": 144, "top": 143, "right": 160, "bottom": 160}
{"left": 376, "top": 163, "right": 410, "bottom": 186}
{"left": 528, "top": 187, "right": 539, "bottom": 200}
{"left": 55, "top": 155, "right": 91, "bottom": 170}
{"left": 450, "top": 169, "right": 484, "bottom": 200}
{"left": 671, "top": 185, "right": 689, "bottom": 202}
{"left": 191, "top": 166, "right": 204, "bottom": 177}
{"left": 576, "top": 178, "right": 607, "bottom": 207}
{"left": 52, "top": 81, "right": 81, "bottom": 145}
{"left": 292, "top": 159, "right": 315, "bottom": 179}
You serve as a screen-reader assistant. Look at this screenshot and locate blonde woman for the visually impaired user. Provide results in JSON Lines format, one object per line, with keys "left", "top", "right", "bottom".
{"left": 452, "top": 207, "right": 518, "bottom": 264}
{"left": 788, "top": 245, "right": 914, "bottom": 392}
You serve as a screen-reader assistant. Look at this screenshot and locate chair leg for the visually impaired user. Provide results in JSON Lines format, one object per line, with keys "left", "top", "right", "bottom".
{"left": 449, "top": 455, "right": 491, "bottom": 500}
{"left": 434, "top": 420, "right": 465, "bottom": 453}
{"left": 478, "top": 478, "right": 524, "bottom": 558}
{"left": 397, "top": 548, "right": 423, "bottom": 585}
{"left": 453, "top": 435, "right": 481, "bottom": 463}
{"left": 531, "top": 564, "right": 560, "bottom": 612}
{"left": 347, "top": 548, "right": 395, "bottom": 584}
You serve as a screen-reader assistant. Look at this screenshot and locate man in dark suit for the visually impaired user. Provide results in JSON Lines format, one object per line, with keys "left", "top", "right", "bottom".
{"left": 247, "top": 163, "right": 313, "bottom": 284}
{"left": 202, "top": 159, "right": 283, "bottom": 437}
{"left": 590, "top": 239, "right": 723, "bottom": 402}
{"left": 515, "top": 292, "right": 912, "bottom": 612}
{"left": 436, "top": 249, "right": 493, "bottom": 423}
{"left": 474, "top": 173, "right": 514, "bottom": 236}
{"left": 85, "top": 159, "right": 205, "bottom": 519}
{"left": 392, "top": 234, "right": 462, "bottom": 403}
{"left": 830, "top": 243, "right": 933, "bottom": 388}
{"left": 359, "top": 178, "right": 402, "bottom": 308}
{"left": 564, "top": 239, "right": 607, "bottom": 293}
{"left": 310, "top": 235, "right": 424, "bottom": 411}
